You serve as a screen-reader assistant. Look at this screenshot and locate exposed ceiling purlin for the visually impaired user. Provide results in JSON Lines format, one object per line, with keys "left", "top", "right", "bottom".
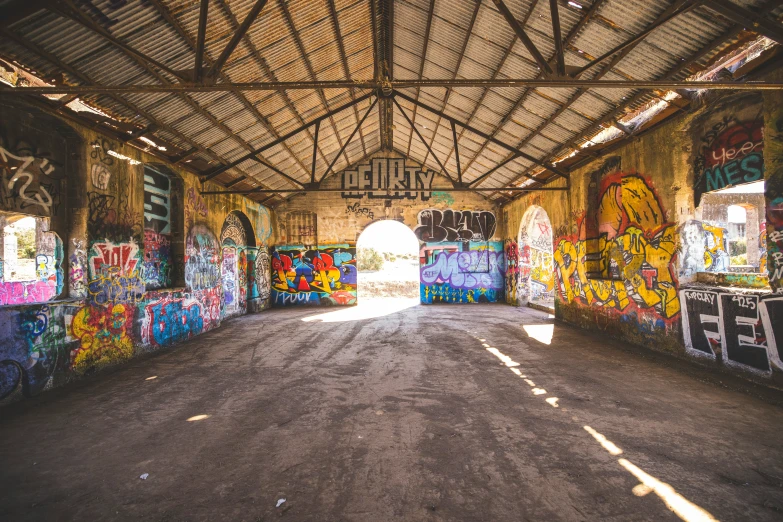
{"left": 326, "top": 0, "right": 368, "bottom": 159}
{"left": 52, "top": 0, "right": 289, "bottom": 201}
{"left": 213, "top": 0, "right": 330, "bottom": 176}
{"left": 147, "top": 0, "right": 306, "bottom": 196}
{"left": 194, "top": 0, "right": 209, "bottom": 83}
{"left": 378, "top": 0, "right": 394, "bottom": 151}
{"left": 278, "top": 0, "right": 352, "bottom": 176}
{"left": 441, "top": 0, "right": 541, "bottom": 181}
{"left": 485, "top": 0, "right": 696, "bottom": 200}
{"left": 502, "top": 1, "right": 780, "bottom": 204}
{"left": 205, "top": 0, "right": 268, "bottom": 80}
{"left": 404, "top": 0, "right": 436, "bottom": 158}
{"left": 550, "top": 0, "right": 565, "bottom": 77}
{"left": 419, "top": 0, "right": 482, "bottom": 175}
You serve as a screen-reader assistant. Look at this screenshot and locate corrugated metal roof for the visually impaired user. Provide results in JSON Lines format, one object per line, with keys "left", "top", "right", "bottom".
{"left": 0, "top": 0, "right": 776, "bottom": 202}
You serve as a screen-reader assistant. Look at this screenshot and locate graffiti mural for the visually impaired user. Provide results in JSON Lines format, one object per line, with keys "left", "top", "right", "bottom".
{"left": 184, "top": 224, "right": 220, "bottom": 292}
{"left": 342, "top": 158, "right": 435, "bottom": 200}
{"left": 505, "top": 240, "right": 520, "bottom": 306}
{"left": 249, "top": 247, "right": 271, "bottom": 301}
{"left": 703, "top": 223, "right": 730, "bottom": 272}
{"left": 554, "top": 173, "right": 680, "bottom": 321}
{"left": 142, "top": 166, "right": 173, "bottom": 289}
{"left": 346, "top": 202, "right": 374, "bottom": 220}
{"left": 142, "top": 296, "right": 204, "bottom": 347}
{"left": 186, "top": 187, "right": 208, "bottom": 229}
{"left": 414, "top": 209, "right": 497, "bottom": 243}
{"left": 420, "top": 241, "right": 506, "bottom": 304}
{"left": 87, "top": 240, "right": 145, "bottom": 305}
{"left": 271, "top": 245, "right": 357, "bottom": 306}
{"left": 518, "top": 206, "right": 554, "bottom": 306}
{"left": 681, "top": 289, "right": 783, "bottom": 376}
{"left": 694, "top": 100, "right": 764, "bottom": 205}
{"left": 70, "top": 303, "right": 135, "bottom": 372}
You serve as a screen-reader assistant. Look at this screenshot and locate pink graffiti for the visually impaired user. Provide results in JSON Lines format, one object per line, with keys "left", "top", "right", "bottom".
{"left": 0, "top": 280, "right": 57, "bottom": 305}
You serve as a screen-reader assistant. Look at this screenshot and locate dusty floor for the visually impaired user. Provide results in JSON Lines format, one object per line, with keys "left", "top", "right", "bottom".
{"left": 2, "top": 301, "right": 783, "bottom": 521}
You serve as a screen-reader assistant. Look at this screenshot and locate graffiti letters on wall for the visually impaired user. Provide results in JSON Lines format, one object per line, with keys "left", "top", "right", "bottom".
{"left": 342, "top": 158, "right": 435, "bottom": 200}
{"left": 681, "top": 289, "right": 783, "bottom": 376}
{"left": 694, "top": 98, "right": 764, "bottom": 204}
{"left": 420, "top": 241, "right": 506, "bottom": 304}
{"left": 554, "top": 173, "right": 680, "bottom": 322}
{"left": 505, "top": 240, "right": 520, "bottom": 306}
{"left": 271, "top": 245, "right": 357, "bottom": 306}
{"left": 414, "top": 209, "right": 497, "bottom": 243}
{"left": 0, "top": 146, "right": 59, "bottom": 217}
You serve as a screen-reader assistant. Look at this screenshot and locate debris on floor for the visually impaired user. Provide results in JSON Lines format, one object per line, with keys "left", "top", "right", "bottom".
{"left": 139, "top": 473, "right": 149, "bottom": 480}
{"left": 276, "top": 498, "right": 286, "bottom": 508}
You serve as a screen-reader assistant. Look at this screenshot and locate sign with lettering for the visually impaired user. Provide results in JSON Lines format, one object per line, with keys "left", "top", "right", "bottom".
{"left": 342, "top": 158, "right": 435, "bottom": 200}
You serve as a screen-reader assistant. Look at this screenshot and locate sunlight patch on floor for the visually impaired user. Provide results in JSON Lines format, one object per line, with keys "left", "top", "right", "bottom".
{"left": 475, "top": 334, "right": 719, "bottom": 522}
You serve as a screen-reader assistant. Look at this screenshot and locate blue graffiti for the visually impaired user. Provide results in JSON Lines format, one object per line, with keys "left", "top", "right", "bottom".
{"left": 146, "top": 299, "right": 204, "bottom": 347}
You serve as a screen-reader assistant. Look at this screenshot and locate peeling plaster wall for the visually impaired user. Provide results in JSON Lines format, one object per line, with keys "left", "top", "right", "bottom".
{"left": 502, "top": 83, "right": 783, "bottom": 388}
{"left": 0, "top": 101, "right": 275, "bottom": 404}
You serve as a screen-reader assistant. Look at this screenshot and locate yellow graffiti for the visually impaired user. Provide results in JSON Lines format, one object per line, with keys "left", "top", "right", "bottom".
{"left": 70, "top": 304, "right": 134, "bottom": 372}
{"left": 703, "top": 223, "right": 729, "bottom": 271}
{"left": 555, "top": 174, "right": 680, "bottom": 319}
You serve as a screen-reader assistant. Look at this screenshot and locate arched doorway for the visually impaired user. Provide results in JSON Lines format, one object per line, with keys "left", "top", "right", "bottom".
{"left": 220, "top": 211, "right": 256, "bottom": 318}
{"left": 357, "top": 220, "right": 419, "bottom": 300}
{"left": 518, "top": 206, "right": 554, "bottom": 311}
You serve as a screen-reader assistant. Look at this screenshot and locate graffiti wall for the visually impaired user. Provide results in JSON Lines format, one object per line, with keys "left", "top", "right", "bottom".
{"left": 420, "top": 241, "right": 506, "bottom": 304}
{"left": 271, "top": 245, "right": 357, "bottom": 306}
{"left": 0, "top": 107, "right": 274, "bottom": 403}
{"left": 505, "top": 240, "right": 520, "bottom": 306}
{"left": 554, "top": 172, "right": 680, "bottom": 332}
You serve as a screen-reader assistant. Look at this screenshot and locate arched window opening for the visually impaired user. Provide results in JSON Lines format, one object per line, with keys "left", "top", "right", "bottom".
{"left": 221, "top": 211, "right": 256, "bottom": 318}
{"left": 518, "top": 206, "right": 554, "bottom": 311}
{"left": 357, "top": 220, "right": 419, "bottom": 300}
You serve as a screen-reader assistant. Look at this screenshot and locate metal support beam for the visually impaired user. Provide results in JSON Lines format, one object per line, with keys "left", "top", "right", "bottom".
{"left": 205, "top": 0, "right": 267, "bottom": 79}
{"left": 704, "top": 0, "right": 783, "bottom": 45}
{"left": 195, "top": 0, "right": 209, "bottom": 82}
{"left": 201, "top": 186, "right": 570, "bottom": 196}
{"left": 492, "top": 0, "right": 553, "bottom": 77}
{"left": 393, "top": 97, "right": 455, "bottom": 184}
{"left": 310, "top": 120, "right": 320, "bottom": 184}
{"left": 395, "top": 90, "right": 569, "bottom": 179}
{"left": 224, "top": 175, "right": 247, "bottom": 188}
{"left": 202, "top": 92, "right": 373, "bottom": 181}
{"left": 550, "top": 0, "right": 565, "bottom": 77}
{"left": 5, "top": 78, "right": 781, "bottom": 95}
{"left": 320, "top": 97, "right": 379, "bottom": 182}
{"left": 451, "top": 121, "right": 462, "bottom": 184}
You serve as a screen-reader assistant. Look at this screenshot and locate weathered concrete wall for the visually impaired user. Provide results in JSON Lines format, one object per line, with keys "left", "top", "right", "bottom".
{"left": 501, "top": 85, "right": 783, "bottom": 387}
{"left": 273, "top": 152, "right": 505, "bottom": 306}
{"left": 0, "top": 101, "right": 274, "bottom": 403}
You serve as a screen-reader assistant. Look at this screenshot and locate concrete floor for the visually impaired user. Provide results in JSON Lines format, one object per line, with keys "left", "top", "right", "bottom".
{"left": 2, "top": 301, "right": 783, "bottom": 521}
